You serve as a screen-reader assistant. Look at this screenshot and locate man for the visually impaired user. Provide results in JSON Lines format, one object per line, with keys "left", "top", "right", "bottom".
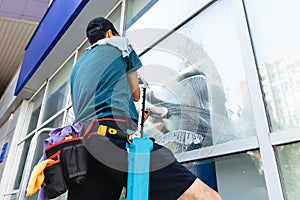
{"left": 69, "top": 16, "right": 222, "bottom": 200}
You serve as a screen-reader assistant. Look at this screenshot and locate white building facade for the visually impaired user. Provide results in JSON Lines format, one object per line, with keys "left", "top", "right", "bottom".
{"left": 0, "top": 0, "right": 300, "bottom": 199}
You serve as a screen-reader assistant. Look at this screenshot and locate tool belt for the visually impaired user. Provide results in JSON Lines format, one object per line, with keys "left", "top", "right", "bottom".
{"left": 43, "top": 137, "right": 88, "bottom": 199}
{"left": 84, "top": 118, "right": 132, "bottom": 144}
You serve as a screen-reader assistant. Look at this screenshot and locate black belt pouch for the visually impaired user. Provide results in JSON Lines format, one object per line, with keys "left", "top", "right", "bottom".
{"left": 43, "top": 137, "right": 88, "bottom": 198}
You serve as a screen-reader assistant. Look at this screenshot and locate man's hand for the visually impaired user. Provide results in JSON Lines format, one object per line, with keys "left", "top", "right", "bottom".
{"left": 144, "top": 108, "right": 151, "bottom": 121}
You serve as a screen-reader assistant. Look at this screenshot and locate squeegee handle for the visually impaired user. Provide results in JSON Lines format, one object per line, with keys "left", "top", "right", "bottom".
{"left": 137, "top": 87, "right": 147, "bottom": 137}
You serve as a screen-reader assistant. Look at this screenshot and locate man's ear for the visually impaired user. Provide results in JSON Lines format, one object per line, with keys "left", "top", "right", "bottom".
{"left": 106, "top": 29, "right": 113, "bottom": 38}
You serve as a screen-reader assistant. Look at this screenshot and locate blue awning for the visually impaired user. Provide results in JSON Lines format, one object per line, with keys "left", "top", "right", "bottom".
{"left": 14, "top": 0, "right": 89, "bottom": 96}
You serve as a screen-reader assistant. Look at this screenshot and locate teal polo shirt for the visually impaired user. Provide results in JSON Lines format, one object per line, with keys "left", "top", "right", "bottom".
{"left": 70, "top": 44, "right": 142, "bottom": 124}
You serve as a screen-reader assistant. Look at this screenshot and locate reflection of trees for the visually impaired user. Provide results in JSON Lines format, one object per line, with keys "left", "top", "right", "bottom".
{"left": 258, "top": 51, "right": 300, "bottom": 131}
{"left": 275, "top": 144, "right": 300, "bottom": 199}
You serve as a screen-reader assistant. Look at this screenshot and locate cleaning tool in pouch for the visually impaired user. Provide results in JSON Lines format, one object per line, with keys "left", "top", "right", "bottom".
{"left": 43, "top": 137, "right": 88, "bottom": 199}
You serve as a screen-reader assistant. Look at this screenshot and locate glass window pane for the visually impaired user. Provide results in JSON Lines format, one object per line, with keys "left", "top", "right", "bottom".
{"left": 64, "top": 107, "right": 75, "bottom": 126}
{"left": 42, "top": 56, "right": 74, "bottom": 122}
{"left": 275, "top": 142, "right": 300, "bottom": 200}
{"left": 139, "top": 0, "right": 256, "bottom": 153}
{"left": 244, "top": 0, "right": 300, "bottom": 131}
{"left": 125, "top": 0, "right": 156, "bottom": 29}
{"left": 78, "top": 40, "right": 90, "bottom": 58}
{"left": 27, "top": 87, "right": 45, "bottom": 133}
{"left": 108, "top": 4, "right": 121, "bottom": 33}
{"left": 41, "top": 114, "right": 64, "bottom": 130}
{"left": 183, "top": 150, "right": 268, "bottom": 200}
{"left": 4, "top": 194, "right": 17, "bottom": 200}
{"left": 13, "top": 136, "right": 33, "bottom": 190}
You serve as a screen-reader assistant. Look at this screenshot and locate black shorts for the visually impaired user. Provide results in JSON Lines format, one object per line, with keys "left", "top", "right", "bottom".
{"left": 68, "top": 119, "right": 197, "bottom": 200}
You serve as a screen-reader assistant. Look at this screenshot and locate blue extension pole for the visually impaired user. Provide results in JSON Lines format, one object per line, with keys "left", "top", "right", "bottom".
{"left": 127, "top": 83, "right": 153, "bottom": 200}
{"left": 127, "top": 134, "right": 153, "bottom": 200}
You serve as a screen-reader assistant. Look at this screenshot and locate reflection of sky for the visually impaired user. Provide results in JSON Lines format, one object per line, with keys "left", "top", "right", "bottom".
{"left": 139, "top": 50, "right": 182, "bottom": 88}
{"left": 244, "top": 0, "right": 300, "bottom": 62}
{"left": 128, "top": 0, "right": 208, "bottom": 31}
{"left": 141, "top": 50, "right": 183, "bottom": 72}
{"left": 176, "top": 0, "right": 247, "bottom": 116}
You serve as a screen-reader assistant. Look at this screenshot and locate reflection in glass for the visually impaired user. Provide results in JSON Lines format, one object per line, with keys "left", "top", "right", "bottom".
{"left": 108, "top": 4, "right": 121, "bottom": 33}
{"left": 77, "top": 40, "right": 90, "bottom": 59}
{"left": 244, "top": 0, "right": 300, "bottom": 131}
{"left": 3, "top": 194, "right": 17, "bottom": 200}
{"left": 184, "top": 150, "right": 268, "bottom": 200}
{"left": 42, "top": 57, "right": 74, "bottom": 122}
{"left": 27, "top": 87, "right": 45, "bottom": 134}
{"left": 275, "top": 142, "right": 300, "bottom": 200}
{"left": 140, "top": 0, "right": 256, "bottom": 153}
{"left": 65, "top": 107, "right": 75, "bottom": 126}
{"left": 125, "top": 0, "right": 156, "bottom": 29}
{"left": 13, "top": 136, "right": 33, "bottom": 190}
{"left": 43, "top": 82, "right": 68, "bottom": 122}
{"left": 41, "top": 114, "right": 63, "bottom": 130}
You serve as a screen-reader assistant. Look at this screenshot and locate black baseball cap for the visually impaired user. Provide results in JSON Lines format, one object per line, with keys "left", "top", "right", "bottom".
{"left": 86, "top": 17, "right": 119, "bottom": 37}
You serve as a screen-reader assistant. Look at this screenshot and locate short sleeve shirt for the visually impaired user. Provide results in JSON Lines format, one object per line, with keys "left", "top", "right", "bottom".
{"left": 70, "top": 44, "right": 142, "bottom": 124}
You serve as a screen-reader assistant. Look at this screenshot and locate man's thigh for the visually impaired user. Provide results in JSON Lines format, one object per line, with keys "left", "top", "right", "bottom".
{"left": 149, "top": 159, "right": 197, "bottom": 200}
